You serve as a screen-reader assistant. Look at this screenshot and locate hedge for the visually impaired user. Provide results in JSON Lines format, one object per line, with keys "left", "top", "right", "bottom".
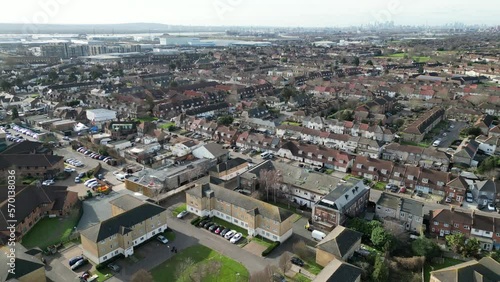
{"left": 261, "top": 241, "right": 281, "bottom": 256}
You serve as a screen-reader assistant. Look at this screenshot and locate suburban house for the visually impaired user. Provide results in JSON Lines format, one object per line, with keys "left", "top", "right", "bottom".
{"left": 171, "top": 140, "right": 199, "bottom": 157}
{"left": 445, "top": 176, "right": 471, "bottom": 203}
{"left": 0, "top": 244, "right": 46, "bottom": 282}
{"left": 401, "top": 107, "right": 445, "bottom": 142}
{"left": 430, "top": 257, "right": 500, "bottom": 282}
{"left": 192, "top": 143, "right": 229, "bottom": 163}
{"left": 80, "top": 195, "right": 168, "bottom": 264}
{"left": 315, "top": 225, "right": 362, "bottom": 266}
{"left": 313, "top": 260, "right": 363, "bottom": 282}
{"left": 476, "top": 135, "right": 499, "bottom": 156}
{"left": 430, "top": 208, "right": 473, "bottom": 237}
{"left": 471, "top": 214, "right": 496, "bottom": 251}
{"left": 0, "top": 184, "right": 79, "bottom": 241}
{"left": 471, "top": 179, "right": 499, "bottom": 206}
{"left": 208, "top": 157, "right": 249, "bottom": 182}
{"left": 351, "top": 155, "right": 393, "bottom": 182}
{"left": 185, "top": 182, "right": 295, "bottom": 242}
{"left": 375, "top": 193, "right": 425, "bottom": 233}
{"left": 312, "top": 178, "right": 370, "bottom": 231}
{"left": 453, "top": 140, "right": 480, "bottom": 167}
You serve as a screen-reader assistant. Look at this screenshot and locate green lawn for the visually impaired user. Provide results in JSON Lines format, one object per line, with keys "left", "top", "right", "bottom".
{"left": 302, "top": 257, "right": 323, "bottom": 275}
{"left": 159, "top": 122, "right": 176, "bottom": 129}
{"left": 210, "top": 217, "right": 248, "bottom": 236}
{"left": 135, "top": 116, "right": 158, "bottom": 122}
{"left": 93, "top": 267, "right": 114, "bottom": 282}
{"left": 293, "top": 273, "right": 312, "bottom": 282}
{"left": 173, "top": 204, "right": 187, "bottom": 216}
{"left": 373, "top": 181, "right": 387, "bottom": 191}
{"left": 282, "top": 121, "right": 301, "bottom": 126}
{"left": 151, "top": 244, "right": 249, "bottom": 282}
{"left": 251, "top": 236, "right": 273, "bottom": 248}
{"left": 400, "top": 140, "right": 430, "bottom": 148}
{"left": 424, "top": 258, "right": 464, "bottom": 282}
{"left": 21, "top": 208, "right": 81, "bottom": 250}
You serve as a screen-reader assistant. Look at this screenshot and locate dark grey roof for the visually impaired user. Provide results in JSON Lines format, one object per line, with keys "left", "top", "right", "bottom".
{"left": 313, "top": 260, "right": 363, "bottom": 282}
{"left": 401, "top": 198, "right": 424, "bottom": 217}
{"left": 0, "top": 244, "right": 45, "bottom": 282}
{"left": 202, "top": 143, "right": 228, "bottom": 158}
{"left": 80, "top": 202, "right": 166, "bottom": 242}
{"left": 0, "top": 185, "right": 73, "bottom": 231}
{"left": 186, "top": 183, "right": 294, "bottom": 222}
{"left": 0, "top": 154, "right": 63, "bottom": 169}
{"left": 316, "top": 226, "right": 362, "bottom": 258}
{"left": 0, "top": 140, "right": 45, "bottom": 154}
{"left": 209, "top": 157, "right": 247, "bottom": 173}
{"left": 476, "top": 179, "right": 498, "bottom": 194}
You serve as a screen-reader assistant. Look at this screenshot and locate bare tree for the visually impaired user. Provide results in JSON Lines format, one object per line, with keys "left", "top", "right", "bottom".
{"left": 258, "top": 169, "right": 283, "bottom": 202}
{"left": 279, "top": 252, "right": 292, "bottom": 274}
{"left": 292, "top": 240, "right": 310, "bottom": 260}
{"left": 176, "top": 257, "right": 195, "bottom": 280}
{"left": 131, "top": 269, "right": 153, "bottom": 282}
{"left": 249, "top": 265, "right": 275, "bottom": 282}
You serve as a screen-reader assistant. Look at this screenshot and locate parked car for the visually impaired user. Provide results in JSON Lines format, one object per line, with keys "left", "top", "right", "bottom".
{"left": 390, "top": 186, "right": 399, "bottom": 193}
{"left": 214, "top": 226, "right": 225, "bottom": 234}
{"left": 42, "top": 179, "right": 55, "bottom": 186}
{"left": 224, "top": 230, "right": 236, "bottom": 239}
{"left": 445, "top": 197, "right": 452, "bottom": 203}
{"left": 74, "top": 177, "right": 81, "bottom": 183}
{"left": 108, "top": 263, "right": 121, "bottom": 272}
{"left": 177, "top": 210, "right": 189, "bottom": 219}
{"left": 208, "top": 224, "right": 219, "bottom": 232}
{"left": 272, "top": 273, "right": 286, "bottom": 282}
{"left": 68, "top": 256, "right": 83, "bottom": 266}
{"left": 156, "top": 235, "right": 169, "bottom": 244}
{"left": 203, "top": 222, "right": 214, "bottom": 229}
{"left": 417, "top": 191, "right": 424, "bottom": 197}
{"left": 71, "top": 258, "right": 88, "bottom": 271}
{"left": 78, "top": 172, "right": 86, "bottom": 178}
{"left": 220, "top": 228, "right": 230, "bottom": 236}
{"left": 230, "top": 233, "right": 242, "bottom": 243}
{"left": 466, "top": 192, "right": 474, "bottom": 203}
{"left": 291, "top": 257, "right": 304, "bottom": 267}
{"left": 198, "top": 220, "right": 210, "bottom": 227}
{"left": 64, "top": 168, "right": 76, "bottom": 173}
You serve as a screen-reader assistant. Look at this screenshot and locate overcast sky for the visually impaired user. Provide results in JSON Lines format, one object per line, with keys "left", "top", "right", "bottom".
{"left": 2, "top": 0, "right": 499, "bottom": 27}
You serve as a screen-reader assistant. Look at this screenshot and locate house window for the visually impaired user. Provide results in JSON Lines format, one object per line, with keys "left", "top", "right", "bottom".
{"left": 356, "top": 164, "right": 362, "bottom": 169}
{"left": 443, "top": 223, "right": 449, "bottom": 227}
{"left": 464, "top": 225, "right": 470, "bottom": 230}
{"left": 103, "top": 256, "right": 107, "bottom": 260}
{"left": 485, "top": 231, "right": 491, "bottom": 235}
{"left": 400, "top": 212, "right": 405, "bottom": 218}
{"left": 431, "top": 228, "right": 435, "bottom": 232}
{"left": 422, "top": 178, "right": 429, "bottom": 184}
{"left": 434, "top": 221, "right": 439, "bottom": 225}
{"left": 110, "top": 244, "right": 113, "bottom": 249}
{"left": 454, "top": 223, "right": 459, "bottom": 228}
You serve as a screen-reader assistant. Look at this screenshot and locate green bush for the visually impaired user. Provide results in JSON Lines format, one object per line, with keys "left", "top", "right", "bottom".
{"left": 191, "top": 215, "right": 208, "bottom": 226}
{"left": 96, "top": 264, "right": 105, "bottom": 270}
{"left": 261, "top": 241, "right": 280, "bottom": 256}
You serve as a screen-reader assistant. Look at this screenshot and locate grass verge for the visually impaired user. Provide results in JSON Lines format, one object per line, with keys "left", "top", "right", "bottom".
{"left": 150, "top": 244, "right": 249, "bottom": 282}
{"left": 21, "top": 208, "right": 81, "bottom": 250}
{"left": 173, "top": 204, "right": 187, "bottom": 216}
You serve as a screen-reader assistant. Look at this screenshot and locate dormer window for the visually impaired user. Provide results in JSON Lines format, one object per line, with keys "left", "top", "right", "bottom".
{"left": 318, "top": 154, "right": 323, "bottom": 159}
{"left": 381, "top": 169, "right": 387, "bottom": 174}
{"left": 328, "top": 157, "right": 333, "bottom": 161}
{"left": 422, "top": 178, "right": 429, "bottom": 184}
{"left": 308, "top": 152, "right": 312, "bottom": 157}
{"left": 394, "top": 172, "right": 400, "bottom": 177}
{"left": 437, "top": 181, "right": 444, "bottom": 186}
{"left": 408, "top": 175, "right": 414, "bottom": 180}
{"left": 356, "top": 164, "right": 362, "bottom": 169}
{"left": 368, "top": 166, "right": 375, "bottom": 171}
{"left": 298, "top": 150, "right": 303, "bottom": 154}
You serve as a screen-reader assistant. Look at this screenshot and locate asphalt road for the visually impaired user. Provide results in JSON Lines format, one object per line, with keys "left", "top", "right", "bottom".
{"left": 438, "top": 121, "right": 467, "bottom": 148}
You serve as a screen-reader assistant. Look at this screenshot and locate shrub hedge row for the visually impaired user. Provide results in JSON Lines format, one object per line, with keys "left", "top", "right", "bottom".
{"left": 262, "top": 241, "right": 280, "bottom": 256}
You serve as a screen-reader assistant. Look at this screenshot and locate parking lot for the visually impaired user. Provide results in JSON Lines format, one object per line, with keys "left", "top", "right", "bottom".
{"left": 438, "top": 121, "right": 467, "bottom": 148}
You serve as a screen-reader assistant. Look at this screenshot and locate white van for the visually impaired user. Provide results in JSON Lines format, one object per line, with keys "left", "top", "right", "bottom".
{"left": 116, "top": 174, "right": 126, "bottom": 181}
{"left": 432, "top": 140, "right": 441, "bottom": 147}
{"left": 260, "top": 152, "right": 270, "bottom": 159}
{"left": 312, "top": 230, "right": 326, "bottom": 241}
{"left": 84, "top": 178, "right": 97, "bottom": 186}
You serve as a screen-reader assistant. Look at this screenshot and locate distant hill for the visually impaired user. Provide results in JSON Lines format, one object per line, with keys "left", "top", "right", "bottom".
{"left": 0, "top": 23, "right": 230, "bottom": 34}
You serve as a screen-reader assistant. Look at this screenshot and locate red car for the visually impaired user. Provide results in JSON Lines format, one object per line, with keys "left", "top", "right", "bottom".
{"left": 214, "top": 226, "right": 225, "bottom": 234}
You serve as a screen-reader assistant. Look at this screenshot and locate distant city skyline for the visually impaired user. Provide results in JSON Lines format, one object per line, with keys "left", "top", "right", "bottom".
{"left": 2, "top": 0, "right": 499, "bottom": 28}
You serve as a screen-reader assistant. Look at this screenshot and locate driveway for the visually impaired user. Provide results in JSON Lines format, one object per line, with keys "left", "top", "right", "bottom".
{"left": 438, "top": 121, "right": 467, "bottom": 148}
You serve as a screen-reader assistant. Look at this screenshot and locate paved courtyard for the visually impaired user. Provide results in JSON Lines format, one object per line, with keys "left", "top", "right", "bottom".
{"left": 243, "top": 241, "right": 267, "bottom": 257}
